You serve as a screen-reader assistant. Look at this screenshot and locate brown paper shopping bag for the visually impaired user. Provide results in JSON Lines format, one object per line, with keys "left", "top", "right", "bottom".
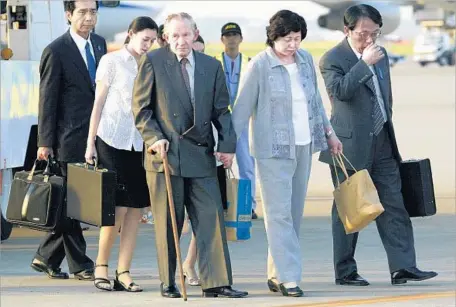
{"left": 332, "top": 153, "right": 384, "bottom": 234}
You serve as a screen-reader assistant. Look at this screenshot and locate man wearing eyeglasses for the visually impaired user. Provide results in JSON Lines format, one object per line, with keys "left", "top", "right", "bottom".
{"left": 318, "top": 4, "right": 437, "bottom": 287}
{"left": 215, "top": 22, "right": 257, "bottom": 219}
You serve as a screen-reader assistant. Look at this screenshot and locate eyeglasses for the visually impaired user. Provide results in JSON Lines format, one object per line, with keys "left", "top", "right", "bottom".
{"left": 76, "top": 9, "right": 98, "bottom": 17}
{"left": 352, "top": 30, "right": 382, "bottom": 40}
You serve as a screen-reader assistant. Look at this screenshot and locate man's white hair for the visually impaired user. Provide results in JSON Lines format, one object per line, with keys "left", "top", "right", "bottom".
{"left": 163, "top": 12, "right": 198, "bottom": 35}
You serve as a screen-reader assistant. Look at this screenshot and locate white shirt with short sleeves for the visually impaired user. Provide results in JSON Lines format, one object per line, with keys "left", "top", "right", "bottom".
{"left": 96, "top": 46, "right": 143, "bottom": 151}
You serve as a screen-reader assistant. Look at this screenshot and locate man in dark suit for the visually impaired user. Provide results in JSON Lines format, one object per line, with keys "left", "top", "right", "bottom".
{"left": 319, "top": 4, "right": 437, "bottom": 286}
{"left": 32, "top": 0, "right": 107, "bottom": 280}
{"left": 132, "top": 13, "right": 247, "bottom": 298}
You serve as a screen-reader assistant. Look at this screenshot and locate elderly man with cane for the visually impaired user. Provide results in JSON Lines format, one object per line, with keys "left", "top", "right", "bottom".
{"left": 132, "top": 12, "right": 248, "bottom": 299}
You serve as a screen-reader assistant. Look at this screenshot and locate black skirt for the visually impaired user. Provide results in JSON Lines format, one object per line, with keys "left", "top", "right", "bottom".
{"left": 96, "top": 137, "right": 150, "bottom": 208}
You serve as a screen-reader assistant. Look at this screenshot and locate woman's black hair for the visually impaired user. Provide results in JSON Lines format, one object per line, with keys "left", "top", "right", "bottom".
{"left": 124, "top": 16, "right": 159, "bottom": 44}
{"left": 266, "top": 10, "right": 307, "bottom": 47}
{"left": 344, "top": 4, "right": 383, "bottom": 30}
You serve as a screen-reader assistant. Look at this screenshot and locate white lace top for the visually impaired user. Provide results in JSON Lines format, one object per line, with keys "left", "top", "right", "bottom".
{"left": 95, "top": 46, "right": 143, "bottom": 151}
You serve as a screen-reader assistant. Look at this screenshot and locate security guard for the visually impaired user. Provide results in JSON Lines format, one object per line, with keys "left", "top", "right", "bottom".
{"left": 215, "top": 22, "right": 257, "bottom": 219}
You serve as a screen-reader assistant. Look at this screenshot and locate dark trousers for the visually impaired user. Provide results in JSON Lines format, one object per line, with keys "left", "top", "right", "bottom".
{"left": 34, "top": 162, "right": 93, "bottom": 274}
{"left": 146, "top": 171, "right": 232, "bottom": 290}
{"left": 330, "top": 126, "right": 416, "bottom": 278}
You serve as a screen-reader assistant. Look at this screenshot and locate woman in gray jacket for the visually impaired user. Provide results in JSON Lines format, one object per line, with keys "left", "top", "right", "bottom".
{"left": 232, "top": 10, "right": 342, "bottom": 297}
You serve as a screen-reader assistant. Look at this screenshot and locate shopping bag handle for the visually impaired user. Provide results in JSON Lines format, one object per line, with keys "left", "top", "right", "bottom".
{"left": 331, "top": 153, "right": 351, "bottom": 187}
{"left": 226, "top": 168, "right": 236, "bottom": 179}
{"left": 331, "top": 153, "right": 359, "bottom": 187}
{"left": 339, "top": 152, "right": 357, "bottom": 172}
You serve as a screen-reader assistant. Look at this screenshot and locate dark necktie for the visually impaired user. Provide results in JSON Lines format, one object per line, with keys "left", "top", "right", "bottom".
{"left": 361, "top": 56, "right": 384, "bottom": 136}
{"left": 231, "top": 60, "right": 235, "bottom": 76}
{"left": 85, "top": 42, "right": 96, "bottom": 86}
{"left": 366, "top": 73, "right": 385, "bottom": 136}
{"left": 180, "top": 57, "right": 192, "bottom": 100}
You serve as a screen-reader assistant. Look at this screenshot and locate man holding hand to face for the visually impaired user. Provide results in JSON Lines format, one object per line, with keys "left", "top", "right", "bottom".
{"left": 319, "top": 4, "right": 437, "bottom": 287}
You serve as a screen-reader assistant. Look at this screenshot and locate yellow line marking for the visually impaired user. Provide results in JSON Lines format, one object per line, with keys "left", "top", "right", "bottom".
{"left": 277, "top": 291, "right": 455, "bottom": 307}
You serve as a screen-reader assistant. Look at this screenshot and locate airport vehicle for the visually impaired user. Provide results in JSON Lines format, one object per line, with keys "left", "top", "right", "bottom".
{"left": 413, "top": 29, "right": 455, "bottom": 66}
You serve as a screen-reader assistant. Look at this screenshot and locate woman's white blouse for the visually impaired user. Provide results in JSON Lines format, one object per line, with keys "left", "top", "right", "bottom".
{"left": 95, "top": 47, "right": 143, "bottom": 151}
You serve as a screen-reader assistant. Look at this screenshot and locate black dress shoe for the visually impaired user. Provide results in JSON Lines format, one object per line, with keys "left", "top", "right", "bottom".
{"left": 160, "top": 283, "right": 182, "bottom": 298}
{"left": 391, "top": 267, "right": 438, "bottom": 285}
{"left": 202, "top": 286, "right": 248, "bottom": 298}
{"left": 336, "top": 271, "right": 369, "bottom": 286}
{"left": 267, "top": 279, "right": 280, "bottom": 292}
{"left": 30, "top": 260, "right": 69, "bottom": 279}
{"left": 74, "top": 269, "right": 95, "bottom": 281}
{"left": 251, "top": 210, "right": 258, "bottom": 220}
{"left": 279, "top": 284, "right": 304, "bottom": 297}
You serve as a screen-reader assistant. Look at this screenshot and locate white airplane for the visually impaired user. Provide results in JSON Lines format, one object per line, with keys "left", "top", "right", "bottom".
{"left": 94, "top": 0, "right": 455, "bottom": 43}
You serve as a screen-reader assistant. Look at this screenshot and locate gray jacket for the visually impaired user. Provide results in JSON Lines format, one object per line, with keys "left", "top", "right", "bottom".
{"left": 318, "top": 39, "right": 401, "bottom": 170}
{"left": 132, "top": 46, "right": 236, "bottom": 178}
{"left": 232, "top": 47, "right": 331, "bottom": 159}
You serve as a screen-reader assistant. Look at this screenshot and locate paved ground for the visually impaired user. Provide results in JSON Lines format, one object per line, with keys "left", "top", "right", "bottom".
{"left": 1, "top": 58, "right": 455, "bottom": 307}
{"left": 1, "top": 214, "right": 455, "bottom": 307}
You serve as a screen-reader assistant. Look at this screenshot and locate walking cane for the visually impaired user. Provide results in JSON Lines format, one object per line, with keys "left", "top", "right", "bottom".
{"left": 163, "top": 152, "right": 188, "bottom": 301}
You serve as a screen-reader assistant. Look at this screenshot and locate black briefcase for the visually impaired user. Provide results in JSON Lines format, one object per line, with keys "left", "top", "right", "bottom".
{"left": 400, "top": 158, "right": 437, "bottom": 217}
{"left": 66, "top": 161, "right": 116, "bottom": 227}
{"left": 6, "top": 158, "right": 65, "bottom": 232}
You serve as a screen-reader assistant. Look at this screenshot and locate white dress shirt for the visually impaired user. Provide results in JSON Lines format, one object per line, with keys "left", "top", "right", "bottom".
{"left": 284, "top": 63, "right": 311, "bottom": 146}
{"left": 69, "top": 28, "right": 95, "bottom": 68}
{"left": 176, "top": 50, "right": 195, "bottom": 102}
{"left": 348, "top": 39, "right": 387, "bottom": 122}
{"left": 95, "top": 46, "right": 143, "bottom": 151}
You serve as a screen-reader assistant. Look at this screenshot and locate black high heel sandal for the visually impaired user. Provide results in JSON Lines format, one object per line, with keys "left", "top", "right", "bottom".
{"left": 113, "top": 270, "right": 143, "bottom": 292}
{"left": 94, "top": 264, "right": 112, "bottom": 291}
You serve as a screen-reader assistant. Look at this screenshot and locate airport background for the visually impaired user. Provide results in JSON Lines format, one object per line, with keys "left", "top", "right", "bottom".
{"left": 0, "top": 2, "right": 455, "bottom": 306}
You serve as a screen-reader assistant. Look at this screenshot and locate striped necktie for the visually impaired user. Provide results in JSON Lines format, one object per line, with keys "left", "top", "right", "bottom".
{"left": 361, "top": 55, "right": 385, "bottom": 136}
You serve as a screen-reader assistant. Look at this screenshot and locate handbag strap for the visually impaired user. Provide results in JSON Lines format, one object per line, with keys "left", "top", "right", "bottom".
{"left": 27, "top": 158, "right": 53, "bottom": 182}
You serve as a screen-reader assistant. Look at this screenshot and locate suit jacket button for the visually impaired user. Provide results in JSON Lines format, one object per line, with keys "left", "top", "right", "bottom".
{"left": 204, "top": 121, "right": 208, "bottom": 125}
{"left": 197, "top": 143, "right": 201, "bottom": 146}
{"left": 173, "top": 113, "right": 178, "bottom": 117}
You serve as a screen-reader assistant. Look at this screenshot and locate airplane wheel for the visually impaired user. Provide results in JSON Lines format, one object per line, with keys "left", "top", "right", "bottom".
{"left": 419, "top": 62, "right": 427, "bottom": 67}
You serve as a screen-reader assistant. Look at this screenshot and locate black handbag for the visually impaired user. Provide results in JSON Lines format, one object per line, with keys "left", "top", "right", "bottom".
{"left": 66, "top": 159, "right": 116, "bottom": 227}
{"left": 400, "top": 158, "right": 437, "bottom": 217}
{"left": 6, "top": 157, "right": 65, "bottom": 232}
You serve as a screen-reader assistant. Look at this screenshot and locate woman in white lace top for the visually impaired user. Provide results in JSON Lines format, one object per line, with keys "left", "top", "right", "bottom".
{"left": 85, "top": 17, "right": 158, "bottom": 293}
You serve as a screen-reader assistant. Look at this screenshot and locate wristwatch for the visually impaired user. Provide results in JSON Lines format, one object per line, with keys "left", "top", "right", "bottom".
{"left": 325, "top": 130, "right": 333, "bottom": 139}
